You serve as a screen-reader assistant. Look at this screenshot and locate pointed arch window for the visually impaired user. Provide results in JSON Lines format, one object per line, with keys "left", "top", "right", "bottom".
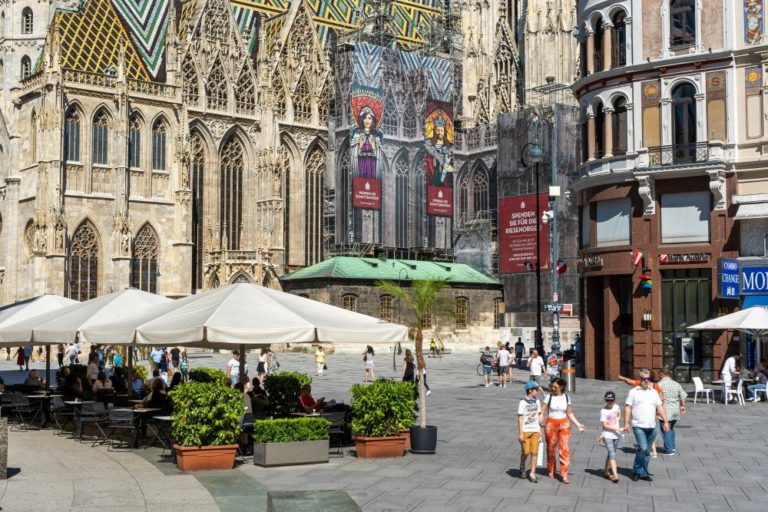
{"left": 382, "top": 96, "right": 398, "bottom": 136}
{"left": 190, "top": 133, "right": 205, "bottom": 292}
{"left": 414, "top": 165, "right": 425, "bottom": 246}
{"left": 458, "top": 175, "right": 469, "bottom": 222}
{"left": 395, "top": 158, "right": 409, "bottom": 248}
{"left": 21, "top": 7, "right": 33, "bottom": 34}
{"left": 68, "top": 221, "right": 99, "bottom": 301}
{"left": 220, "top": 138, "right": 244, "bottom": 250}
{"left": 152, "top": 119, "right": 167, "bottom": 171}
{"left": 131, "top": 224, "right": 159, "bottom": 293}
{"left": 235, "top": 69, "right": 256, "bottom": 114}
{"left": 473, "top": 166, "right": 489, "bottom": 214}
{"left": 305, "top": 147, "right": 325, "bottom": 266}
{"left": 293, "top": 77, "right": 312, "bottom": 123}
{"left": 403, "top": 102, "right": 417, "bottom": 138}
{"left": 206, "top": 60, "right": 228, "bottom": 110}
{"left": 128, "top": 115, "right": 141, "bottom": 168}
{"left": 280, "top": 144, "right": 292, "bottom": 259}
{"left": 92, "top": 110, "right": 109, "bottom": 165}
{"left": 64, "top": 109, "right": 81, "bottom": 162}
{"left": 182, "top": 55, "right": 200, "bottom": 105}
{"left": 20, "top": 55, "right": 31, "bottom": 79}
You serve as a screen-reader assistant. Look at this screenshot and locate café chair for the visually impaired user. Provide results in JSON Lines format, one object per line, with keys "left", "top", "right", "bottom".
{"left": 692, "top": 377, "right": 713, "bottom": 404}
{"left": 51, "top": 397, "right": 76, "bottom": 435}
{"left": 725, "top": 379, "right": 746, "bottom": 406}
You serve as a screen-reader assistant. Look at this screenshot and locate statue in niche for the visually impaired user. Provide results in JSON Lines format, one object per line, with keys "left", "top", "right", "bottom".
{"left": 120, "top": 228, "right": 130, "bottom": 256}
{"left": 273, "top": 170, "right": 281, "bottom": 197}
{"left": 34, "top": 225, "right": 47, "bottom": 254}
{"left": 54, "top": 222, "right": 65, "bottom": 253}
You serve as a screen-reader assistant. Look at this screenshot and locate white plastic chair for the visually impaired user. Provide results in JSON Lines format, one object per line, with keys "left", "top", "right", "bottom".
{"left": 692, "top": 377, "right": 713, "bottom": 404}
{"left": 726, "top": 379, "right": 746, "bottom": 406}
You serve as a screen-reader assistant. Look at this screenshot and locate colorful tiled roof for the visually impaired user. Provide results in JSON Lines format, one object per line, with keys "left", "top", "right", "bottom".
{"left": 281, "top": 257, "right": 501, "bottom": 286}
{"left": 55, "top": 0, "right": 151, "bottom": 80}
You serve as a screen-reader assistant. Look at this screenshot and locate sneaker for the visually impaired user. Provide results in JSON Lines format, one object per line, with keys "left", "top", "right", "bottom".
{"left": 426, "top": 390, "right": 432, "bottom": 396}
{"left": 665, "top": 450, "right": 676, "bottom": 455}
{"left": 631, "top": 473, "right": 639, "bottom": 482}
{"left": 485, "top": 383, "right": 489, "bottom": 388}
{"left": 747, "top": 397, "right": 757, "bottom": 402}
{"left": 519, "top": 468, "right": 527, "bottom": 479}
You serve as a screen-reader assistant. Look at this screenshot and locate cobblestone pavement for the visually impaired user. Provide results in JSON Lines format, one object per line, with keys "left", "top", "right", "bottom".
{"left": 2, "top": 350, "right": 768, "bottom": 511}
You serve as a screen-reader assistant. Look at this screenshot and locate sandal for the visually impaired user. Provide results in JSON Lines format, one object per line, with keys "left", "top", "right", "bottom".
{"left": 561, "top": 477, "right": 571, "bottom": 485}
{"left": 603, "top": 469, "right": 611, "bottom": 479}
{"left": 548, "top": 473, "right": 555, "bottom": 479}
{"left": 610, "top": 475, "right": 619, "bottom": 483}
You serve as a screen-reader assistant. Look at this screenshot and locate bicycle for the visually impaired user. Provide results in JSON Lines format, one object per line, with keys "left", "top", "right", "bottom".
{"left": 476, "top": 362, "right": 498, "bottom": 376}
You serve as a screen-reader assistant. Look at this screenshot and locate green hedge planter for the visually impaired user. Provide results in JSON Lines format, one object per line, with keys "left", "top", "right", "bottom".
{"left": 252, "top": 417, "right": 330, "bottom": 467}
{"left": 350, "top": 379, "right": 415, "bottom": 459}
{"left": 263, "top": 372, "right": 312, "bottom": 416}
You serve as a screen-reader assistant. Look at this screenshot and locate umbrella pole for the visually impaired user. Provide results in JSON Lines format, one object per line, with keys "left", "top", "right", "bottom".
{"left": 128, "top": 346, "right": 134, "bottom": 396}
{"left": 45, "top": 345, "right": 51, "bottom": 391}
{"left": 239, "top": 343, "right": 246, "bottom": 386}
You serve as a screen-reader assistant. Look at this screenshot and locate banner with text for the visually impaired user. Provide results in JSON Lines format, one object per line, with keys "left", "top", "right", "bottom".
{"left": 499, "top": 194, "right": 550, "bottom": 274}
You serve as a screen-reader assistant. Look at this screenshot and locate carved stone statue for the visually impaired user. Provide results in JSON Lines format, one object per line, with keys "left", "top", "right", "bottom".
{"left": 272, "top": 171, "right": 281, "bottom": 197}
{"left": 120, "top": 228, "right": 130, "bottom": 256}
{"left": 54, "top": 222, "right": 65, "bottom": 253}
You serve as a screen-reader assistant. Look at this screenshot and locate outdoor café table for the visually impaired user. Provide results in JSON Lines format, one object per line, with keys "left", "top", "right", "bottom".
{"left": 132, "top": 408, "right": 161, "bottom": 447}
{"left": 27, "top": 393, "right": 63, "bottom": 428}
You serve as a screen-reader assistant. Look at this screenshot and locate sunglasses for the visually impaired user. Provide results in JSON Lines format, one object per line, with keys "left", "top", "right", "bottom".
{"left": 639, "top": 377, "right": 651, "bottom": 382}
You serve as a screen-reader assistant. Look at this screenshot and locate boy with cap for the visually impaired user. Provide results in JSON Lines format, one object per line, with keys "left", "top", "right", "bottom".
{"left": 517, "top": 381, "right": 542, "bottom": 482}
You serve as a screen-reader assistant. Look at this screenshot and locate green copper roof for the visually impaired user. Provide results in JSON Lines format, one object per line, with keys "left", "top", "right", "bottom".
{"left": 281, "top": 257, "right": 501, "bottom": 286}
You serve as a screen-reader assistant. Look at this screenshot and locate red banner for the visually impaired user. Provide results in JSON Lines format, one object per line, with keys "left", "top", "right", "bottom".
{"left": 427, "top": 185, "right": 452, "bottom": 216}
{"left": 499, "top": 194, "right": 550, "bottom": 274}
{"left": 352, "top": 177, "right": 381, "bottom": 209}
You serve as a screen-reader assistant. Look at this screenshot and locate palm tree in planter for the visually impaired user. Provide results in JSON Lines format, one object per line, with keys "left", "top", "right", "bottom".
{"left": 376, "top": 279, "right": 451, "bottom": 453}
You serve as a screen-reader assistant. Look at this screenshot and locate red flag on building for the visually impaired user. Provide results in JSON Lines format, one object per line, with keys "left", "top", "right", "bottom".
{"left": 632, "top": 249, "right": 643, "bottom": 267}
{"left": 556, "top": 259, "right": 567, "bottom": 275}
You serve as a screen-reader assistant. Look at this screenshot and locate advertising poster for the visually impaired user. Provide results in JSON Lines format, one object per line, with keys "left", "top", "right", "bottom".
{"left": 424, "top": 99, "right": 454, "bottom": 216}
{"left": 745, "top": 0, "right": 764, "bottom": 45}
{"left": 350, "top": 85, "right": 384, "bottom": 210}
{"left": 499, "top": 194, "right": 550, "bottom": 274}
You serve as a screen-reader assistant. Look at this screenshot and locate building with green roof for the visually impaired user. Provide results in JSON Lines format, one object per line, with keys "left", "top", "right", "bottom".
{"left": 281, "top": 257, "right": 503, "bottom": 348}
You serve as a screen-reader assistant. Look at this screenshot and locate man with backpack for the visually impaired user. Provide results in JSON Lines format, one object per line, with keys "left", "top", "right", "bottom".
{"left": 480, "top": 346, "right": 494, "bottom": 387}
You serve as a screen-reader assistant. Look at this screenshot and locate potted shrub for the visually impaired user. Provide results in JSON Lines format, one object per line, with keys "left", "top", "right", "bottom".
{"left": 263, "top": 371, "right": 312, "bottom": 416}
{"left": 169, "top": 382, "right": 243, "bottom": 471}
{"left": 251, "top": 417, "right": 330, "bottom": 467}
{"left": 376, "top": 280, "right": 450, "bottom": 454}
{"left": 350, "top": 379, "right": 414, "bottom": 458}
{"left": 187, "top": 367, "right": 228, "bottom": 385}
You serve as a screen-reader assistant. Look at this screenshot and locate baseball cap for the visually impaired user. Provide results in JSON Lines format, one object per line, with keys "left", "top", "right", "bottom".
{"left": 604, "top": 391, "right": 616, "bottom": 400}
{"left": 524, "top": 381, "right": 539, "bottom": 391}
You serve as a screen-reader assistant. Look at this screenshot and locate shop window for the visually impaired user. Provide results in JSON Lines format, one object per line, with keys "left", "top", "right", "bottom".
{"left": 595, "top": 198, "right": 630, "bottom": 247}
{"left": 661, "top": 191, "right": 710, "bottom": 244}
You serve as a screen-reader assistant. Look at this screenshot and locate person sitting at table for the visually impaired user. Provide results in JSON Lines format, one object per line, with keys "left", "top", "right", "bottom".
{"left": 298, "top": 384, "right": 325, "bottom": 413}
{"left": 24, "top": 369, "right": 45, "bottom": 389}
{"left": 92, "top": 371, "right": 113, "bottom": 393}
{"left": 56, "top": 366, "right": 71, "bottom": 388}
{"left": 145, "top": 369, "right": 161, "bottom": 391}
{"left": 747, "top": 360, "right": 768, "bottom": 402}
{"left": 249, "top": 379, "right": 271, "bottom": 419}
{"left": 62, "top": 371, "right": 83, "bottom": 399}
{"left": 138, "top": 378, "right": 171, "bottom": 413}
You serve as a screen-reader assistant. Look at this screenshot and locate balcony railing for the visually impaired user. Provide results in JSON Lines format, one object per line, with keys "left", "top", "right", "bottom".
{"left": 648, "top": 142, "right": 709, "bottom": 166}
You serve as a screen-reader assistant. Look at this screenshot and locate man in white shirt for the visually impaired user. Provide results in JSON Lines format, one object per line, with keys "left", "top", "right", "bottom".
{"left": 227, "top": 350, "right": 249, "bottom": 387}
{"left": 527, "top": 349, "right": 545, "bottom": 384}
{"left": 720, "top": 353, "right": 741, "bottom": 403}
{"left": 624, "top": 376, "right": 670, "bottom": 482}
{"left": 496, "top": 343, "right": 511, "bottom": 388}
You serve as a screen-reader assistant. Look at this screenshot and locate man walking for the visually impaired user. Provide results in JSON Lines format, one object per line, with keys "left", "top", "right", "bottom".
{"left": 527, "top": 349, "right": 544, "bottom": 384}
{"left": 496, "top": 343, "right": 511, "bottom": 388}
{"left": 227, "top": 350, "right": 248, "bottom": 386}
{"left": 721, "top": 352, "right": 741, "bottom": 403}
{"left": 514, "top": 337, "right": 525, "bottom": 369}
{"left": 480, "top": 346, "right": 494, "bottom": 387}
{"left": 624, "top": 374, "right": 670, "bottom": 481}
{"left": 656, "top": 368, "right": 687, "bottom": 455}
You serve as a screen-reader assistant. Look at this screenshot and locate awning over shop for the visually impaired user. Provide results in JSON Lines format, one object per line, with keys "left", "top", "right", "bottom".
{"left": 734, "top": 202, "right": 768, "bottom": 220}
{"left": 742, "top": 295, "right": 768, "bottom": 308}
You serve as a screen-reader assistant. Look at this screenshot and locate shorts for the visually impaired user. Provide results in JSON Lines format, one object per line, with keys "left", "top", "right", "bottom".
{"left": 520, "top": 431, "right": 540, "bottom": 456}
{"left": 498, "top": 365, "right": 509, "bottom": 375}
{"left": 482, "top": 365, "right": 492, "bottom": 376}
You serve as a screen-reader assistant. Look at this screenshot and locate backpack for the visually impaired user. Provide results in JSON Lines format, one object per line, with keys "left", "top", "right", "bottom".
{"left": 480, "top": 353, "right": 492, "bottom": 365}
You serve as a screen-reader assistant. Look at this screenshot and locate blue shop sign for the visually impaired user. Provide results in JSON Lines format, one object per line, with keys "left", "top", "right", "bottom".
{"left": 740, "top": 266, "right": 768, "bottom": 295}
{"left": 717, "top": 258, "right": 739, "bottom": 299}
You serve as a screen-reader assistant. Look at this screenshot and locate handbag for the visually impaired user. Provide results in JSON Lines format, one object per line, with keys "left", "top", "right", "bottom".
{"left": 536, "top": 434, "right": 544, "bottom": 467}
{"left": 323, "top": 363, "right": 328, "bottom": 370}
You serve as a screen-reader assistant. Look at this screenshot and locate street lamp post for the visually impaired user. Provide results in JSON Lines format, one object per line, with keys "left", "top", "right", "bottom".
{"left": 524, "top": 143, "right": 546, "bottom": 356}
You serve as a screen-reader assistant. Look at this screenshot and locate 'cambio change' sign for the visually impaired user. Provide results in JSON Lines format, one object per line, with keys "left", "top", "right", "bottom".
{"left": 741, "top": 266, "right": 768, "bottom": 295}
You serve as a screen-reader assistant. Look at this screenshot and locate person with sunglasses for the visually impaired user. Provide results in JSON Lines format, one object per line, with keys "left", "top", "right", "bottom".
{"left": 618, "top": 369, "right": 664, "bottom": 457}
{"left": 624, "top": 374, "right": 670, "bottom": 482}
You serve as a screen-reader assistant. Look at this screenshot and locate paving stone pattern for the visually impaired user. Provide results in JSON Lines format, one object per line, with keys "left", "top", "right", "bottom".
{"left": 2, "top": 352, "right": 768, "bottom": 511}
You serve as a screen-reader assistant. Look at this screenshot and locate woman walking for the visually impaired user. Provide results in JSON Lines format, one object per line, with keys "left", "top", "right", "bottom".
{"left": 14, "top": 347, "right": 24, "bottom": 371}
{"left": 363, "top": 345, "right": 375, "bottom": 383}
{"left": 402, "top": 349, "right": 416, "bottom": 383}
{"left": 315, "top": 346, "right": 326, "bottom": 376}
{"left": 599, "top": 390, "right": 622, "bottom": 482}
{"left": 541, "top": 378, "right": 585, "bottom": 484}
{"left": 56, "top": 344, "right": 65, "bottom": 368}
{"left": 180, "top": 351, "right": 189, "bottom": 381}
{"left": 257, "top": 348, "right": 269, "bottom": 385}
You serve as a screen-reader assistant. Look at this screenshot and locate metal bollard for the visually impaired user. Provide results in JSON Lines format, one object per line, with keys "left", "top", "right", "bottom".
{"left": 562, "top": 359, "right": 576, "bottom": 393}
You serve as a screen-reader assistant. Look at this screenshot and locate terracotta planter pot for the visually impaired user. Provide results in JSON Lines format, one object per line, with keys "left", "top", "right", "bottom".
{"left": 400, "top": 429, "right": 412, "bottom": 451}
{"left": 174, "top": 444, "right": 238, "bottom": 471}
{"left": 355, "top": 435, "right": 406, "bottom": 458}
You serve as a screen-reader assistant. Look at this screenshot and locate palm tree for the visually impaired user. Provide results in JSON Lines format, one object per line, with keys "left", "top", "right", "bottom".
{"left": 376, "top": 279, "right": 450, "bottom": 429}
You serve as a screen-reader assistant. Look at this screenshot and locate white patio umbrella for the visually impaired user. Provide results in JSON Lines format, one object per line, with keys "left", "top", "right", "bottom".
{"left": 80, "top": 283, "right": 408, "bottom": 347}
{"left": 0, "top": 288, "right": 172, "bottom": 345}
{"left": 688, "top": 306, "right": 768, "bottom": 336}
{"left": 0, "top": 294, "right": 77, "bottom": 329}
